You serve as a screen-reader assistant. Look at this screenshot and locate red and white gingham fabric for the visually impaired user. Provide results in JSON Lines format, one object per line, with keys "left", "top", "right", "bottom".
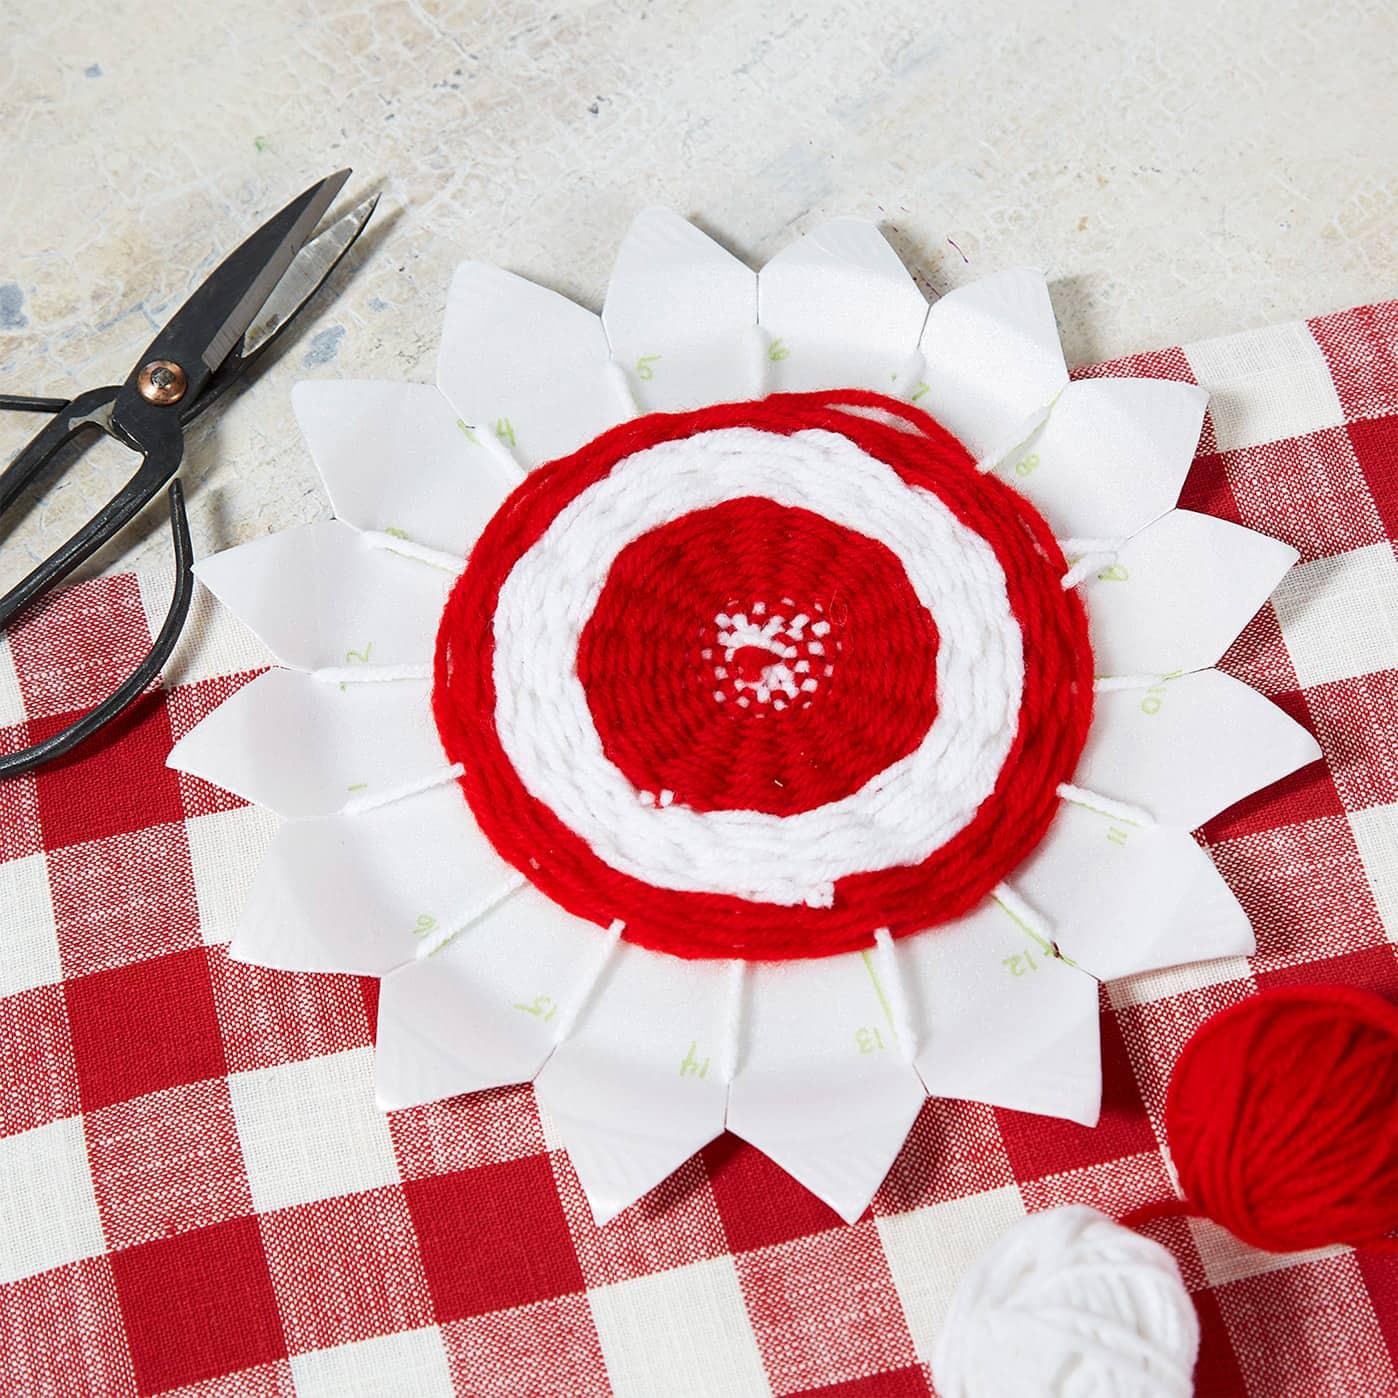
{"left": 1, "top": 299, "right": 1395, "bottom": 1397}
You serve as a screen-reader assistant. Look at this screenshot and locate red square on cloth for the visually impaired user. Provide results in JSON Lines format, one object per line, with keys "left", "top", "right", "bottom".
{"left": 1255, "top": 942, "right": 1398, "bottom": 1001}
{"left": 6, "top": 572, "right": 153, "bottom": 722}
{"left": 995, "top": 1006, "right": 1155, "bottom": 1180}
{"left": 735, "top": 1221, "right": 919, "bottom": 1397}
{"left": 1214, "top": 1253, "right": 1398, "bottom": 1397}
{"left": 1193, "top": 1286, "right": 1251, "bottom": 1397}
{"left": 260, "top": 1185, "right": 434, "bottom": 1354}
{"left": 403, "top": 1153, "right": 585, "bottom": 1321}
{"left": 556, "top": 1149, "right": 728, "bottom": 1289}
{"left": 1216, "top": 428, "right": 1387, "bottom": 563}
{"left": 0, "top": 1256, "right": 135, "bottom": 1396}
{"left": 388, "top": 1082, "right": 548, "bottom": 1180}
{"left": 207, "top": 948, "right": 374, "bottom": 1076}
{"left": 788, "top": 1367, "right": 932, "bottom": 1398}
{"left": 47, "top": 820, "right": 200, "bottom": 979}
{"left": 83, "top": 1078, "right": 253, "bottom": 1252}
{"left": 1218, "top": 600, "right": 1301, "bottom": 699}
{"left": 30, "top": 692, "right": 185, "bottom": 852}
{"left": 0, "top": 726, "right": 42, "bottom": 862}
{"left": 1209, "top": 814, "right": 1386, "bottom": 969}
{"left": 111, "top": 1215, "right": 286, "bottom": 1395}
{"left": 1298, "top": 670, "right": 1398, "bottom": 813}
{"left": 1357, "top": 1254, "right": 1398, "bottom": 1365}
{"left": 705, "top": 1133, "right": 847, "bottom": 1252}
{"left": 0, "top": 982, "right": 80, "bottom": 1136}
{"left": 65, "top": 947, "right": 228, "bottom": 1112}
{"left": 441, "top": 1293, "right": 611, "bottom": 1398}
{"left": 1347, "top": 413, "right": 1398, "bottom": 541}
{"left": 1178, "top": 452, "right": 1244, "bottom": 530}
{"left": 1310, "top": 302, "right": 1398, "bottom": 423}
{"left": 871, "top": 1098, "right": 1015, "bottom": 1216}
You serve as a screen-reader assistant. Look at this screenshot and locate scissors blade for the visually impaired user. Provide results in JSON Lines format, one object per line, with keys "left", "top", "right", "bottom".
{"left": 241, "top": 194, "right": 379, "bottom": 361}
{"left": 203, "top": 170, "right": 351, "bottom": 372}
{"left": 115, "top": 170, "right": 350, "bottom": 422}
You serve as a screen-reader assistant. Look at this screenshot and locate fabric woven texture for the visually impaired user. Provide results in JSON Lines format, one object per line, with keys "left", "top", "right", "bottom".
{"left": 0, "top": 298, "right": 1395, "bottom": 1397}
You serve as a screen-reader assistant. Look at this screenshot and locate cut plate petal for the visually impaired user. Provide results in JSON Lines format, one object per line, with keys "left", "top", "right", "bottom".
{"left": 1076, "top": 669, "right": 1321, "bottom": 829}
{"left": 903, "top": 902, "right": 1101, "bottom": 1125}
{"left": 292, "top": 380, "right": 520, "bottom": 558}
{"left": 438, "top": 262, "right": 627, "bottom": 469}
{"left": 167, "top": 668, "right": 443, "bottom": 820}
{"left": 602, "top": 208, "right": 759, "bottom": 412}
{"left": 726, "top": 953, "right": 927, "bottom": 1222}
{"left": 231, "top": 784, "right": 521, "bottom": 976}
{"left": 758, "top": 218, "right": 928, "bottom": 394}
{"left": 1161, "top": 853, "right": 1256, "bottom": 969}
{"left": 1085, "top": 510, "right": 1298, "bottom": 678}
{"left": 375, "top": 885, "right": 613, "bottom": 1109}
{"left": 1014, "top": 804, "right": 1253, "bottom": 981}
{"left": 916, "top": 268, "right": 1068, "bottom": 461}
{"left": 534, "top": 945, "right": 731, "bottom": 1224}
{"left": 193, "top": 520, "right": 451, "bottom": 672}
{"left": 1001, "top": 379, "right": 1207, "bottom": 538}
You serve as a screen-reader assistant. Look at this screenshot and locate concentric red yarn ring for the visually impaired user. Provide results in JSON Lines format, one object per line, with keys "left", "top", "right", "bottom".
{"left": 578, "top": 495, "right": 942, "bottom": 817}
{"left": 433, "top": 390, "right": 1095, "bottom": 960}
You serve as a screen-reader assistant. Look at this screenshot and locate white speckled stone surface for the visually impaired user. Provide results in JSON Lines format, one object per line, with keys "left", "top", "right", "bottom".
{"left": 1, "top": 0, "right": 1394, "bottom": 593}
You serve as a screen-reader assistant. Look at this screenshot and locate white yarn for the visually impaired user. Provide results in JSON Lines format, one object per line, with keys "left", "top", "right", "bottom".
{"left": 1094, "top": 674, "right": 1171, "bottom": 693}
{"left": 719, "top": 958, "right": 745, "bottom": 1083}
{"left": 361, "top": 530, "right": 466, "bottom": 576}
{"left": 311, "top": 663, "right": 433, "bottom": 685}
{"left": 933, "top": 1206, "right": 1200, "bottom": 1398}
{"left": 490, "top": 426, "right": 1025, "bottom": 907}
{"left": 1056, "top": 783, "right": 1156, "bottom": 828}
{"left": 872, "top": 928, "right": 915, "bottom": 1062}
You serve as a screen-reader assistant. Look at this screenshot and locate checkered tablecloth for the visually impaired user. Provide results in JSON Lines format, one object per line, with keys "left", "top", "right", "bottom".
{"left": 1, "top": 299, "right": 1395, "bottom": 1397}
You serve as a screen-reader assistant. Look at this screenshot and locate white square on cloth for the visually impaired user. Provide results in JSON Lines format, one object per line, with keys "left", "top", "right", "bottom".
{"left": 1270, "top": 543, "right": 1398, "bottom": 689}
{"left": 588, "top": 1255, "right": 771, "bottom": 1398}
{"left": 875, "top": 1184, "right": 1026, "bottom": 1365}
{"left": 1185, "top": 320, "right": 1344, "bottom": 452}
{"left": 228, "top": 1047, "right": 400, "bottom": 1212}
{"left": 290, "top": 1325, "right": 453, "bottom": 1398}
{"left": 1351, "top": 802, "right": 1398, "bottom": 937}
{"left": 0, "top": 852, "right": 61, "bottom": 998}
{"left": 0, "top": 1117, "right": 105, "bottom": 1284}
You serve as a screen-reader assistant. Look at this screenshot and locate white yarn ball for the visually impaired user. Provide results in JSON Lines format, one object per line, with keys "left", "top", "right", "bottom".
{"left": 933, "top": 1205, "right": 1199, "bottom": 1398}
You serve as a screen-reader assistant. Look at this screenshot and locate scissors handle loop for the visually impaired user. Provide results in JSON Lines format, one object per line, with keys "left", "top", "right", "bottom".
{"left": 0, "top": 396, "right": 194, "bottom": 779}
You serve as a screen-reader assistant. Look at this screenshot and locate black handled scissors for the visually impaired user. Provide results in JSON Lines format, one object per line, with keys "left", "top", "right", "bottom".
{"left": 0, "top": 170, "right": 377, "bottom": 779}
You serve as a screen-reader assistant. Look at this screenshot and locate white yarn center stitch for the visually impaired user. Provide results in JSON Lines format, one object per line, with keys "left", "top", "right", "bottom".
{"left": 709, "top": 601, "right": 834, "bottom": 710}
{"left": 491, "top": 426, "right": 1025, "bottom": 907}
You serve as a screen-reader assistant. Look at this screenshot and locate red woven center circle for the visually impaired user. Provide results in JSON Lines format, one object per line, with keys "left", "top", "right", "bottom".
{"left": 433, "top": 390, "right": 1095, "bottom": 960}
{"left": 577, "top": 497, "right": 940, "bottom": 817}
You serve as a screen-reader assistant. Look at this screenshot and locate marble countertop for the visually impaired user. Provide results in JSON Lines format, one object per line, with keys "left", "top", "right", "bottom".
{"left": 2, "top": 0, "right": 1394, "bottom": 593}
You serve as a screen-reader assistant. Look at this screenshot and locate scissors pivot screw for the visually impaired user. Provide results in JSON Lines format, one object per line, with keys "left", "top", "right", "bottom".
{"left": 137, "top": 360, "right": 188, "bottom": 405}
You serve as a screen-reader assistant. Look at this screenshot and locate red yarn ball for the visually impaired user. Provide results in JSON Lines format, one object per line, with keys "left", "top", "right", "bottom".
{"left": 1165, "top": 986, "right": 1398, "bottom": 1254}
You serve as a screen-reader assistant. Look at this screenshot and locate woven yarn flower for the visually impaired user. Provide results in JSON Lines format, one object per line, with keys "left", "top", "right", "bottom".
{"left": 172, "top": 212, "right": 1320, "bottom": 1223}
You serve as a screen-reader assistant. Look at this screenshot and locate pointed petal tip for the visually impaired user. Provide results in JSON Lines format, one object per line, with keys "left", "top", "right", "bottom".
{"left": 723, "top": 1128, "right": 888, "bottom": 1225}
{"left": 165, "top": 727, "right": 197, "bottom": 776}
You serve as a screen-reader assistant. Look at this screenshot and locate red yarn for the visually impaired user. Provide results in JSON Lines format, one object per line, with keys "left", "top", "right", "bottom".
{"left": 579, "top": 496, "right": 941, "bottom": 816}
{"left": 1125, "top": 986, "right": 1398, "bottom": 1254}
{"left": 433, "top": 390, "right": 1095, "bottom": 960}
